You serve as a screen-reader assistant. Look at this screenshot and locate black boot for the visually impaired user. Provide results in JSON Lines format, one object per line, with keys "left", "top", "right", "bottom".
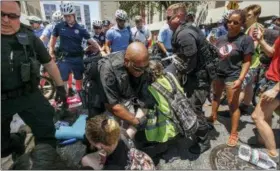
{"left": 68, "top": 88, "right": 75, "bottom": 97}
{"left": 189, "top": 135, "right": 210, "bottom": 154}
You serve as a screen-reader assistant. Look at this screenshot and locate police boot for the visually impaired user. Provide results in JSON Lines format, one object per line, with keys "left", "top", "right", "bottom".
{"left": 189, "top": 133, "right": 211, "bottom": 154}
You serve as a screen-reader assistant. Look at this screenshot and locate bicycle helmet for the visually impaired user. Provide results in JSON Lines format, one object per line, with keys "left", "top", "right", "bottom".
{"left": 60, "top": 2, "right": 76, "bottom": 15}
{"left": 52, "top": 10, "right": 63, "bottom": 22}
{"left": 103, "top": 20, "right": 111, "bottom": 26}
{"left": 222, "top": 10, "right": 234, "bottom": 20}
{"left": 115, "top": 9, "right": 127, "bottom": 20}
{"left": 28, "top": 16, "right": 42, "bottom": 23}
{"left": 92, "top": 20, "right": 103, "bottom": 27}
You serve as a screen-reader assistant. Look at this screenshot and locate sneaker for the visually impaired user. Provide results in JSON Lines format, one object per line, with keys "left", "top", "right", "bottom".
{"left": 227, "top": 133, "right": 239, "bottom": 147}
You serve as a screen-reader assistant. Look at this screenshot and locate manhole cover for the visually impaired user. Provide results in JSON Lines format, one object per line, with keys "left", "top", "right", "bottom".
{"left": 209, "top": 144, "right": 261, "bottom": 170}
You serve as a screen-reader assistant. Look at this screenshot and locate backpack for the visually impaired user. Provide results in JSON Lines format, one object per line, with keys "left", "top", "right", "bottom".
{"left": 173, "top": 23, "right": 220, "bottom": 81}
{"left": 151, "top": 73, "right": 199, "bottom": 137}
{"left": 120, "top": 131, "right": 156, "bottom": 170}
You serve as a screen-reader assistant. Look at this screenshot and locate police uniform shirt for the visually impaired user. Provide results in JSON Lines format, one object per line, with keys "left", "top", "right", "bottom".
{"left": 158, "top": 23, "right": 173, "bottom": 51}
{"left": 106, "top": 25, "right": 131, "bottom": 52}
{"left": 2, "top": 24, "right": 51, "bottom": 91}
{"left": 93, "top": 32, "right": 105, "bottom": 46}
{"left": 52, "top": 22, "right": 91, "bottom": 56}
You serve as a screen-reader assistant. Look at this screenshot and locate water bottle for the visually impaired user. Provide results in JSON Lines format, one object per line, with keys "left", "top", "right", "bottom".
{"left": 238, "top": 144, "right": 277, "bottom": 169}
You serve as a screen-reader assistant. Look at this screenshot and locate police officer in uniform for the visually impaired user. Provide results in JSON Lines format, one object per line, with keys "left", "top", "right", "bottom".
{"left": 87, "top": 42, "right": 149, "bottom": 137}
{"left": 165, "top": 3, "right": 212, "bottom": 154}
{"left": 1, "top": 1, "right": 66, "bottom": 158}
{"left": 92, "top": 20, "right": 106, "bottom": 47}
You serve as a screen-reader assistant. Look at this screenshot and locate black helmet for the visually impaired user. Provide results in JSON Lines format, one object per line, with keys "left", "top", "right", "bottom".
{"left": 102, "top": 20, "right": 110, "bottom": 26}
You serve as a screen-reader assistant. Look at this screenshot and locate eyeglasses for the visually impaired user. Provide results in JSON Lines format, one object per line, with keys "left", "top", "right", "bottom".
{"left": 227, "top": 20, "right": 240, "bottom": 25}
{"left": 1, "top": 11, "right": 20, "bottom": 20}
{"left": 116, "top": 19, "right": 126, "bottom": 23}
{"left": 29, "top": 21, "right": 40, "bottom": 25}
{"left": 94, "top": 26, "right": 102, "bottom": 29}
{"left": 130, "top": 62, "right": 149, "bottom": 72}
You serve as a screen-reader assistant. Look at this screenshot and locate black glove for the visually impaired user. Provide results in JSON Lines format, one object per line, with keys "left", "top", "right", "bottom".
{"left": 55, "top": 86, "right": 67, "bottom": 108}
{"left": 135, "top": 116, "right": 147, "bottom": 130}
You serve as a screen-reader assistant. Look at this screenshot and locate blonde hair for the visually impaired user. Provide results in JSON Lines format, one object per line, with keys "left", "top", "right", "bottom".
{"left": 167, "top": 3, "right": 187, "bottom": 16}
{"left": 244, "top": 4, "right": 261, "bottom": 17}
{"left": 86, "top": 114, "right": 120, "bottom": 146}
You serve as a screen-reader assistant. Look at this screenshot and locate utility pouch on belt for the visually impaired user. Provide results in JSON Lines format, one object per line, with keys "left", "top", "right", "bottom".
{"left": 20, "top": 62, "right": 31, "bottom": 82}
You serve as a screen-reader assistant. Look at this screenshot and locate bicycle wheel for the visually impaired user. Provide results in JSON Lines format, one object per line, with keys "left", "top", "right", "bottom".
{"left": 39, "top": 76, "right": 55, "bottom": 100}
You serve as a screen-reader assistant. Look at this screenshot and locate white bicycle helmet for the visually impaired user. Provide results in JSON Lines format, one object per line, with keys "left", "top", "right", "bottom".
{"left": 28, "top": 16, "right": 42, "bottom": 23}
{"left": 92, "top": 20, "right": 103, "bottom": 27}
{"left": 60, "top": 2, "right": 76, "bottom": 15}
{"left": 52, "top": 10, "right": 63, "bottom": 22}
{"left": 115, "top": 9, "right": 127, "bottom": 20}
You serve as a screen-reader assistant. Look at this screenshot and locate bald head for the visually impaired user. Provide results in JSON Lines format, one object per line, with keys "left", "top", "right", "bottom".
{"left": 125, "top": 42, "right": 149, "bottom": 62}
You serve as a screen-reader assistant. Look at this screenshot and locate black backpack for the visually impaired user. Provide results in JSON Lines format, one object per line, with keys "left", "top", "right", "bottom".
{"left": 173, "top": 23, "right": 220, "bottom": 81}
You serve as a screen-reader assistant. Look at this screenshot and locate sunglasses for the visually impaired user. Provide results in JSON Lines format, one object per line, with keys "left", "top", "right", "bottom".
{"left": 117, "top": 19, "right": 126, "bottom": 23}
{"left": 166, "top": 15, "right": 177, "bottom": 22}
{"left": 227, "top": 20, "right": 240, "bottom": 25}
{"left": 1, "top": 11, "right": 20, "bottom": 20}
{"left": 94, "top": 27, "right": 102, "bottom": 30}
{"left": 29, "top": 21, "right": 40, "bottom": 25}
{"left": 130, "top": 62, "right": 149, "bottom": 72}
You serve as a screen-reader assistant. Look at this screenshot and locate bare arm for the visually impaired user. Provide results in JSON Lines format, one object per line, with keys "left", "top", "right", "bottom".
{"left": 259, "top": 39, "right": 275, "bottom": 57}
{"left": 106, "top": 104, "right": 139, "bottom": 126}
{"left": 48, "top": 35, "right": 57, "bottom": 59}
{"left": 104, "top": 40, "right": 111, "bottom": 54}
{"left": 239, "top": 54, "right": 251, "bottom": 81}
{"left": 157, "top": 41, "right": 167, "bottom": 54}
{"left": 43, "top": 59, "right": 64, "bottom": 86}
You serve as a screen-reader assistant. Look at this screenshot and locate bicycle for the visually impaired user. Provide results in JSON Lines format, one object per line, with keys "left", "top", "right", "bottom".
{"left": 39, "top": 73, "right": 56, "bottom": 100}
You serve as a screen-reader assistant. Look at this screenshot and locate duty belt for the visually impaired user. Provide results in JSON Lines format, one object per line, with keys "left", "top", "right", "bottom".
{"left": 2, "top": 88, "right": 26, "bottom": 101}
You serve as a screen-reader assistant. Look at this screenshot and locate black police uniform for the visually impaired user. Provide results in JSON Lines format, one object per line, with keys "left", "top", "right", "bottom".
{"left": 165, "top": 23, "right": 211, "bottom": 154}
{"left": 85, "top": 51, "right": 148, "bottom": 118}
{"left": 1, "top": 24, "right": 56, "bottom": 157}
{"left": 93, "top": 32, "right": 106, "bottom": 47}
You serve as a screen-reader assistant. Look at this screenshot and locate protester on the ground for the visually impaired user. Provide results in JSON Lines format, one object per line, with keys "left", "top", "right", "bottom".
{"left": 10, "top": 144, "right": 70, "bottom": 170}
{"left": 83, "top": 114, "right": 155, "bottom": 170}
{"left": 27, "top": 15, "right": 44, "bottom": 38}
{"left": 131, "top": 15, "right": 152, "bottom": 48}
{"left": 208, "top": 10, "right": 254, "bottom": 147}
{"left": 49, "top": 2, "right": 101, "bottom": 97}
{"left": 239, "top": 4, "right": 264, "bottom": 114}
{"left": 104, "top": 9, "right": 132, "bottom": 54}
{"left": 1, "top": 1, "right": 66, "bottom": 159}
{"left": 164, "top": 3, "right": 212, "bottom": 154}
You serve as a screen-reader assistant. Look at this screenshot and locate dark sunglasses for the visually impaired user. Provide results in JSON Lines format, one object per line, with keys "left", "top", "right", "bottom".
{"left": 1, "top": 11, "right": 20, "bottom": 20}
{"left": 94, "top": 26, "right": 102, "bottom": 29}
{"left": 117, "top": 19, "right": 126, "bottom": 23}
{"left": 29, "top": 21, "right": 39, "bottom": 25}
{"left": 227, "top": 20, "right": 240, "bottom": 25}
{"left": 166, "top": 15, "right": 177, "bottom": 22}
{"left": 130, "top": 62, "right": 149, "bottom": 72}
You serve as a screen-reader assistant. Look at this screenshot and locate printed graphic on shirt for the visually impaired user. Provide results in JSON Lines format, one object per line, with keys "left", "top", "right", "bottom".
{"left": 218, "top": 43, "right": 237, "bottom": 59}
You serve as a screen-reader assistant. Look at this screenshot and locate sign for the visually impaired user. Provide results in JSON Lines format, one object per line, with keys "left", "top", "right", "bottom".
{"left": 227, "top": 1, "right": 239, "bottom": 10}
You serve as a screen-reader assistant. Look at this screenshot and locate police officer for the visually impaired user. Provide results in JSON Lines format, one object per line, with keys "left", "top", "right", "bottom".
{"left": 104, "top": 9, "right": 132, "bottom": 54}
{"left": 165, "top": 3, "right": 211, "bottom": 154}
{"left": 49, "top": 2, "right": 101, "bottom": 96}
{"left": 88, "top": 42, "right": 149, "bottom": 138}
{"left": 1, "top": 1, "right": 66, "bottom": 158}
{"left": 27, "top": 15, "right": 44, "bottom": 38}
{"left": 40, "top": 10, "right": 63, "bottom": 48}
{"left": 102, "top": 19, "right": 111, "bottom": 35}
{"left": 92, "top": 20, "right": 106, "bottom": 47}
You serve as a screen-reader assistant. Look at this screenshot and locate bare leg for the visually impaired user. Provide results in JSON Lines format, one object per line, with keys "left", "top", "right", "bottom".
{"left": 209, "top": 79, "right": 225, "bottom": 122}
{"left": 251, "top": 98, "right": 280, "bottom": 157}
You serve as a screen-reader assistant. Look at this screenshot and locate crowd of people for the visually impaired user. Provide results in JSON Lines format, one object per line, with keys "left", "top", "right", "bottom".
{"left": 1, "top": 0, "right": 280, "bottom": 170}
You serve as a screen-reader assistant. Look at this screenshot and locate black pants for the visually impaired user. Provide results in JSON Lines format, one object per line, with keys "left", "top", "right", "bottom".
{"left": 1, "top": 89, "right": 56, "bottom": 157}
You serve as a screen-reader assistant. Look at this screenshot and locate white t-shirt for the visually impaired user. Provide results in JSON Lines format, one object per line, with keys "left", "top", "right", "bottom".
{"left": 131, "top": 26, "right": 151, "bottom": 46}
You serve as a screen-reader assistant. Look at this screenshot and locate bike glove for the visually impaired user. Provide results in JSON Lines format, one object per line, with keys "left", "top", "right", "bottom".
{"left": 55, "top": 86, "right": 67, "bottom": 108}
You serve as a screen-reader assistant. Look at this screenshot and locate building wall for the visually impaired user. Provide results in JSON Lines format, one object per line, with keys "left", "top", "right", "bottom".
{"left": 100, "top": 1, "right": 119, "bottom": 21}
{"left": 20, "top": 0, "right": 42, "bottom": 25}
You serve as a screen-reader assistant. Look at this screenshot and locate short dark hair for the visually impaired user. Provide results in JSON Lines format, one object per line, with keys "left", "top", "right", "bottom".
{"left": 229, "top": 9, "right": 246, "bottom": 25}
{"left": 10, "top": 144, "right": 69, "bottom": 170}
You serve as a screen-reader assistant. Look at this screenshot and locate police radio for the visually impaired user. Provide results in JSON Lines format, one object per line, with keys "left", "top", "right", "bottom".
{"left": 17, "top": 32, "right": 31, "bottom": 82}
